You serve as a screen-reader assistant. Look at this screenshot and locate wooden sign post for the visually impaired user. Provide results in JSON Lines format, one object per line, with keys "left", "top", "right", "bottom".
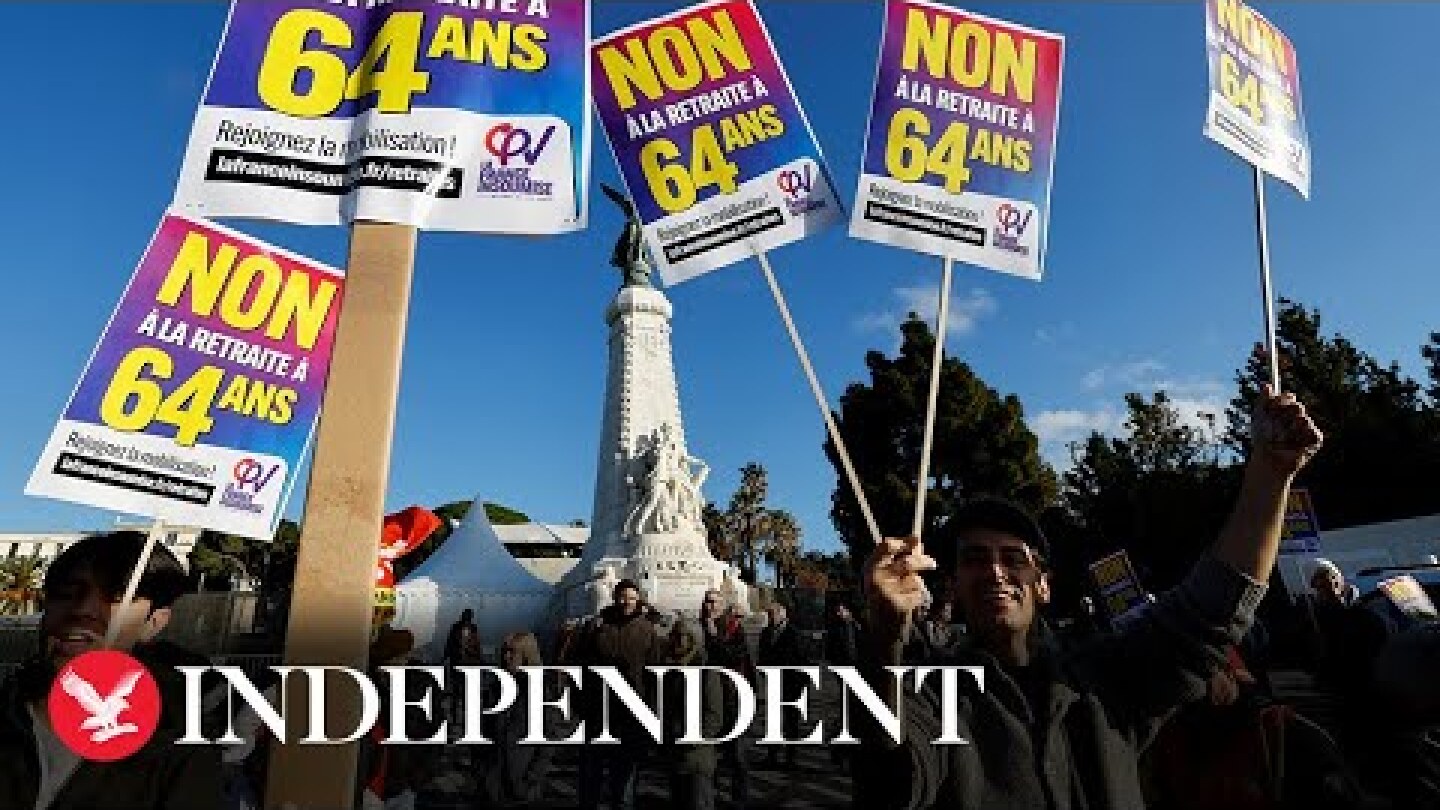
{"left": 265, "top": 222, "right": 417, "bottom": 810}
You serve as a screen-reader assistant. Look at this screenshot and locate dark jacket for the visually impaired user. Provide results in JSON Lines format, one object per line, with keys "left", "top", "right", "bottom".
{"left": 476, "top": 674, "right": 559, "bottom": 806}
{"left": 758, "top": 620, "right": 810, "bottom": 699}
{"left": 0, "top": 643, "right": 223, "bottom": 810}
{"left": 660, "top": 644, "right": 725, "bottom": 776}
{"left": 856, "top": 555, "right": 1265, "bottom": 810}
{"left": 826, "top": 616, "right": 860, "bottom": 666}
{"left": 575, "top": 605, "right": 663, "bottom": 745}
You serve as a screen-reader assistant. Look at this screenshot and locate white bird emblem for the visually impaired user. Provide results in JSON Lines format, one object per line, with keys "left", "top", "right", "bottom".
{"left": 61, "top": 667, "right": 143, "bottom": 743}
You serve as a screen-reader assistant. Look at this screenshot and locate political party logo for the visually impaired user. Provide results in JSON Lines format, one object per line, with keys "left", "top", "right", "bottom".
{"left": 219, "top": 457, "right": 279, "bottom": 515}
{"left": 994, "top": 203, "right": 1033, "bottom": 257}
{"left": 484, "top": 124, "right": 557, "bottom": 167}
{"left": 48, "top": 650, "right": 161, "bottom": 761}
{"left": 478, "top": 123, "right": 557, "bottom": 198}
{"left": 776, "top": 162, "right": 827, "bottom": 216}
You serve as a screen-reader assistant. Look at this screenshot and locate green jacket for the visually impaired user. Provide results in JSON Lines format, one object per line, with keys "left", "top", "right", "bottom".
{"left": 856, "top": 555, "right": 1265, "bottom": 810}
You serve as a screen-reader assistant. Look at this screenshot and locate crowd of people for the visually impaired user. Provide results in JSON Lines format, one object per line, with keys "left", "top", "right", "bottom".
{"left": 1, "top": 388, "right": 1436, "bottom": 809}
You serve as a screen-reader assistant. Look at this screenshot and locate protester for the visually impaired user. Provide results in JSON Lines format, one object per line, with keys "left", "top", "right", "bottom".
{"left": 1339, "top": 589, "right": 1440, "bottom": 809}
{"left": 660, "top": 618, "right": 723, "bottom": 810}
{"left": 575, "top": 579, "right": 662, "bottom": 810}
{"left": 1143, "top": 644, "right": 1372, "bottom": 810}
{"left": 359, "top": 626, "right": 436, "bottom": 810}
{"left": 1300, "top": 559, "right": 1360, "bottom": 684}
{"left": 700, "top": 591, "right": 753, "bottom": 810}
{"left": 474, "top": 631, "right": 558, "bottom": 807}
{"left": 826, "top": 603, "right": 860, "bottom": 667}
{"left": 854, "top": 386, "right": 1323, "bottom": 810}
{"left": 443, "top": 608, "right": 478, "bottom": 670}
{"left": 0, "top": 531, "right": 222, "bottom": 809}
{"left": 905, "top": 601, "right": 957, "bottom": 662}
{"left": 757, "top": 602, "right": 810, "bottom": 770}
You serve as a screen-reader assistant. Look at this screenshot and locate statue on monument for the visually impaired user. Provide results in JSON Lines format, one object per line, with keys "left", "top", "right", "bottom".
{"left": 602, "top": 183, "right": 653, "bottom": 289}
{"left": 624, "top": 423, "right": 709, "bottom": 536}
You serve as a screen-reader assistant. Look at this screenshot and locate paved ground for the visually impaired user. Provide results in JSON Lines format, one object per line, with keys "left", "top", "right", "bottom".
{"left": 414, "top": 676, "right": 857, "bottom": 810}
{"left": 410, "top": 668, "right": 1340, "bottom": 810}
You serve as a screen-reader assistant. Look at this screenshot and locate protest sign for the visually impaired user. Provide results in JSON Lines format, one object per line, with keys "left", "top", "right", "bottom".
{"left": 1280, "top": 486, "right": 1321, "bottom": 554}
{"left": 27, "top": 213, "right": 343, "bottom": 539}
{"left": 1089, "top": 550, "right": 1149, "bottom": 621}
{"left": 850, "top": 0, "right": 1063, "bottom": 280}
{"left": 174, "top": 0, "right": 590, "bottom": 233}
{"left": 590, "top": 0, "right": 841, "bottom": 285}
{"left": 1203, "top": 0, "right": 1311, "bottom": 198}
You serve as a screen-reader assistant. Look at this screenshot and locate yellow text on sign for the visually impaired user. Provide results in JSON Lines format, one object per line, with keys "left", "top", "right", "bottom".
{"left": 596, "top": 9, "right": 752, "bottom": 112}
{"left": 901, "top": 9, "right": 1037, "bottom": 104}
{"left": 99, "top": 346, "right": 300, "bottom": 446}
{"left": 1214, "top": 0, "right": 1291, "bottom": 77}
{"left": 156, "top": 232, "right": 338, "bottom": 352}
{"left": 885, "top": 107, "right": 1031, "bottom": 194}
{"left": 258, "top": 9, "right": 549, "bottom": 118}
{"left": 641, "top": 105, "right": 785, "bottom": 213}
{"left": 1218, "top": 52, "right": 1295, "bottom": 126}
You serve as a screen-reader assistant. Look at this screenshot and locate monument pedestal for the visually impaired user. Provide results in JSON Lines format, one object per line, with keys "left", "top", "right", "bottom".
{"left": 561, "top": 283, "right": 749, "bottom": 618}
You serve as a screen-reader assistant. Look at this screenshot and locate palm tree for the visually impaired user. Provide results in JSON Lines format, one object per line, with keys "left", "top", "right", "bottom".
{"left": 0, "top": 554, "right": 46, "bottom": 615}
{"left": 763, "top": 510, "right": 803, "bottom": 589}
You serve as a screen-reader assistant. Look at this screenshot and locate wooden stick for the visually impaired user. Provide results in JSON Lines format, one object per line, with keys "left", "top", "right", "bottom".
{"left": 103, "top": 518, "right": 164, "bottom": 648}
{"left": 265, "top": 221, "right": 417, "bottom": 810}
{"left": 1254, "top": 168, "right": 1281, "bottom": 393}
{"left": 755, "top": 251, "right": 883, "bottom": 547}
{"left": 911, "top": 258, "right": 954, "bottom": 539}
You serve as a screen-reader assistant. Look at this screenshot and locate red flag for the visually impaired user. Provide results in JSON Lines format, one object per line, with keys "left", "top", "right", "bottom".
{"left": 375, "top": 506, "right": 443, "bottom": 588}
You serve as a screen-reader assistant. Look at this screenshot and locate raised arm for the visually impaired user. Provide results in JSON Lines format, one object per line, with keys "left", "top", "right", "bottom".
{"left": 1213, "top": 384, "right": 1323, "bottom": 581}
{"left": 1088, "top": 385, "right": 1323, "bottom": 728}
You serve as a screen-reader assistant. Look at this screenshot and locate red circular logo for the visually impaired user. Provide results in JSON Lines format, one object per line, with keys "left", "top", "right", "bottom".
{"left": 47, "top": 650, "right": 161, "bottom": 761}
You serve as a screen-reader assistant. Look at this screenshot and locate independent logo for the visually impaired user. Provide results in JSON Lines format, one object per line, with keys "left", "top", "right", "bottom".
{"left": 48, "top": 650, "right": 161, "bottom": 761}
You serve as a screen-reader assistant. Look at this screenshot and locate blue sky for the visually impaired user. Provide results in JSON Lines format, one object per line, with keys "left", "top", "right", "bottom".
{"left": 2, "top": 2, "right": 1437, "bottom": 558}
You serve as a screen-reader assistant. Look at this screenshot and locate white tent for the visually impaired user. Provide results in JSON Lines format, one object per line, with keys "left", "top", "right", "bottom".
{"left": 394, "top": 496, "right": 556, "bottom": 662}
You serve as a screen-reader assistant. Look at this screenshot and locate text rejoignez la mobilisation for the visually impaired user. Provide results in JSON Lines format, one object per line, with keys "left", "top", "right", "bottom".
{"left": 172, "top": 665, "right": 986, "bottom": 746}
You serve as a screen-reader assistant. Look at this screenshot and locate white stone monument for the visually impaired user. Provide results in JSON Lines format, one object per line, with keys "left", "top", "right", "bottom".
{"left": 557, "top": 188, "right": 749, "bottom": 618}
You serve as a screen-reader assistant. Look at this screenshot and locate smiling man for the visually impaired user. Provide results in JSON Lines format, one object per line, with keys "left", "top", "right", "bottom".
{"left": 0, "top": 531, "right": 222, "bottom": 810}
{"left": 855, "top": 386, "right": 1324, "bottom": 810}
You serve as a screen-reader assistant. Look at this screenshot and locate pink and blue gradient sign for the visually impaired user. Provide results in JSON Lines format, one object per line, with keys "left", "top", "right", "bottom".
{"left": 591, "top": 0, "right": 842, "bottom": 285}
{"left": 174, "top": 0, "right": 591, "bottom": 234}
{"left": 1203, "top": 0, "right": 1310, "bottom": 198}
{"left": 27, "top": 214, "right": 345, "bottom": 539}
{"left": 850, "top": 0, "right": 1064, "bottom": 281}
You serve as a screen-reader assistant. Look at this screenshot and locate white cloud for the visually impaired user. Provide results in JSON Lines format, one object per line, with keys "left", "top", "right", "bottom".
{"left": 856, "top": 286, "right": 996, "bottom": 337}
{"left": 1032, "top": 407, "right": 1125, "bottom": 446}
{"left": 1035, "top": 322, "right": 1078, "bottom": 345}
{"left": 1081, "top": 360, "right": 1167, "bottom": 390}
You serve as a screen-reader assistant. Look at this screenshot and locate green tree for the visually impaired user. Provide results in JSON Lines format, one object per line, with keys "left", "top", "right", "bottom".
{"left": 1227, "top": 300, "right": 1440, "bottom": 529}
{"left": 1422, "top": 332, "right": 1440, "bottom": 403}
{"left": 1061, "top": 392, "right": 1237, "bottom": 593}
{"left": 763, "top": 509, "right": 803, "bottom": 588}
{"left": 706, "top": 464, "right": 807, "bottom": 586}
{"left": 826, "top": 314, "right": 1057, "bottom": 567}
{"left": 724, "top": 463, "right": 771, "bottom": 585}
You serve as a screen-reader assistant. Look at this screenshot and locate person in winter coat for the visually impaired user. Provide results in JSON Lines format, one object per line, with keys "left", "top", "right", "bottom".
{"left": 757, "top": 602, "right": 811, "bottom": 770}
{"left": 661, "top": 618, "right": 725, "bottom": 810}
{"left": 574, "top": 579, "right": 663, "bottom": 810}
{"left": 474, "top": 631, "right": 558, "bottom": 807}
{"left": 0, "top": 531, "right": 222, "bottom": 810}
{"left": 700, "top": 592, "right": 754, "bottom": 809}
{"left": 854, "top": 386, "right": 1323, "bottom": 810}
